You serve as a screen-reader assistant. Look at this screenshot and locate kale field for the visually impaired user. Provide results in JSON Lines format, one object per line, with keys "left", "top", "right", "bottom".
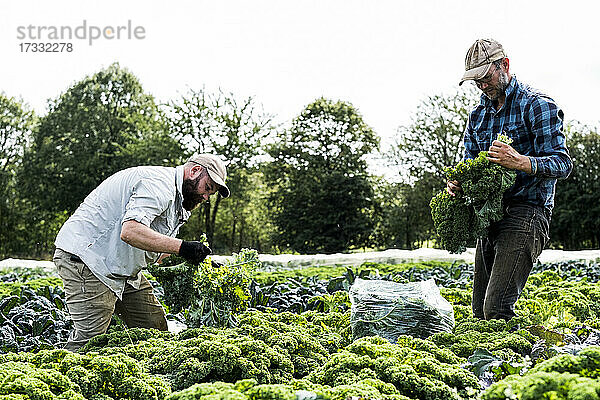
{"left": 2, "top": 254, "right": 600, "bottom": 400}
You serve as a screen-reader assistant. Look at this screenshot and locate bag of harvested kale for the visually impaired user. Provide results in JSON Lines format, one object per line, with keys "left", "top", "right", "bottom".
{"left": 350, "top": 278, "right": 454, "bottom": 342}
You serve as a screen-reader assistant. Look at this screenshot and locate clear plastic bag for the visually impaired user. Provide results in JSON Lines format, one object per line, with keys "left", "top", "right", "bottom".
{"left": 350, "top": 278, "right": 455, "bottom": 342}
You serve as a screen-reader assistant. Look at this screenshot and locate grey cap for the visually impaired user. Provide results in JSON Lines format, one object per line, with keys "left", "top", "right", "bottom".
{"left": 187, "top": 154, "right": 230, "bottom": 198}
{"left": 459, "top": 38, "right": 506, "bottom": 86}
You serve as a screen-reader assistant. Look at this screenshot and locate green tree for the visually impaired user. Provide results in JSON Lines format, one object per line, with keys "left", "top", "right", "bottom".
{"left": 211, "top": 168, "right": 276, "bottom": 253}
{"left": 382, "top": 88, "right": 479, "bottom": 249}
{"left": 165, "top": 89, "right": 274, "bottom": 248}
{"left": 372, "top": 173, "right": 441, "bottom": 249}
{"left": 551, "top": 123, "right": 600, "bottom": 249}
{"left": 21, "top": 62, "right": 182, "bottom": 214}
{"left": 18, "top": 63, "right": 183, "bottom": 256}
{"left": 267, "top": 98, "right": 379, "bottom": 253}
{"left": 388, "top": 87, "right": 478, "bottom": 181}
{"left": 0, "top": 94, "right": 35, "bottom": 258}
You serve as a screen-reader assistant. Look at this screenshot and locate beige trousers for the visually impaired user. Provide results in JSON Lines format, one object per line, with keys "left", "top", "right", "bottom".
{"left": 53, "top": 248, "right": 167, "bottom": 351}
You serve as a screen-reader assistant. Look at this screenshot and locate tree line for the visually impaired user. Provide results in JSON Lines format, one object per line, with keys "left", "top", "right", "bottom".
{"left": 0, "top": 63, "right": 597, "bottom": 259}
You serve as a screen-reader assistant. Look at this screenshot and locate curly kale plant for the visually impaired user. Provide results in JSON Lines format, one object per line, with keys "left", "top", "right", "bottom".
{"left": 481, "top": 346, "right": 600, "bottom": 400}
{"left": 149, "top": 249, "right": 261, "bottom": 328}
{"left": 430, "top": 135, "right": 517, "bottom": 253}
{"left": 0, "top": 349, "right": 171, "bottom": 400}
{"left": 81, "top": 310, "right": 342, "bottom": 391}
{"left": 308, "top": 335, "right": 479, "bottom": 400}
{"left": 429, "top": 192, "right": 474, "bottom": 255}
{"left": 188, "top": 248, "right": 259, "bottom": 327}
{"left": 165, "top": 377, "right": 414, "bottom": 400}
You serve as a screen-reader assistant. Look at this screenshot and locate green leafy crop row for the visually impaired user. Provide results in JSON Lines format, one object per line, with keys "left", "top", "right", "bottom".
{"left": 81, "top": 310, "right": 350, "bottom": 391}
{"left": 482, "top": 347, "right": 600, "bottom": 400}
{"left": 4, "top": 259, "right": 600, "bottom": 399}
{"left": 251, "top": 261, "right": 452, "bottom": 285}
{"left": 0, "top": 349, "right": 170, "bottom": 400}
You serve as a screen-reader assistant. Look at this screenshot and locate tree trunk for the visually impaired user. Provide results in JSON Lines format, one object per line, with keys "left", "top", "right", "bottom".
{"left": 405, "top": 213, "right": 410, "bottom": 249}
{"left": 207, "top": 195, "right": 221, "bottom": 247}
{"left": 211, "top": 195, "right": 221, "bottom": 233}
{"left": 238, "top": 217, "right": 245, "bottom": 252}
{"left": 231, "top": 216, "right": 237, "bottom": 251}
{"left": 203, "top": 201, "right": 212, "bottom": 244}
{"left": 256, "top": 234, "right": 261, "bottom": 253}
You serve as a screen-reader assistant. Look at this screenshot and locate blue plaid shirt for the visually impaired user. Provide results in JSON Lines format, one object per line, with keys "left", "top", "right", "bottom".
{"left": 464, "top": 76, "right": 572, "bottom": 213}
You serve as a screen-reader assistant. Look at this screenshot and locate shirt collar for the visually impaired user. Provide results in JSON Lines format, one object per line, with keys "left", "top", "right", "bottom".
{"left": 175, "top": 165, "right": 184, "bottom": 196}
{"left": 505, "top": 75, "right": 518, "bottom": 100}
{"left": 175, "top": 165, "right": 190, "bottom": 220}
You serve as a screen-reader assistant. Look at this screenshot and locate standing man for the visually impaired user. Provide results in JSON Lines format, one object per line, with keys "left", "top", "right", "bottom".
{"left": 53, "top": 154, "right": 230, "bottom": 351}
{"left": 447, "top": 39, "right": 572, "bottom": 320}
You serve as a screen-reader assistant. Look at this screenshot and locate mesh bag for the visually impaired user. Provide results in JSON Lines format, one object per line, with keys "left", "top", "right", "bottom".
{"left": 350, "top": 278, "right": 454, "bottom": 342}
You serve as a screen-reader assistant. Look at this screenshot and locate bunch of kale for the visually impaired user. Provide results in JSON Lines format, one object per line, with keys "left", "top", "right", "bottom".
{"left": 430, "top": 135, "right": 516, "bottom": 253}
{"left": 148, "top": 249, "right": 261, "bottom": 328}
{"left": 147, "top": 256, "right": 197, "bottom": 314}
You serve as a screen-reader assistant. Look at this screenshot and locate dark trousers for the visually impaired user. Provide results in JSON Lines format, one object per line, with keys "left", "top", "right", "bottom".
{"left": 473, "top": 204, "right": 549, "bottom": 320}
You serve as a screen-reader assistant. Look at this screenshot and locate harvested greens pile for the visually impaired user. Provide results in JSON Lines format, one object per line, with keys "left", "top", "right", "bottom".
{"left": 429, "top": 134, "right": 517, "bottom": 253}
{"left": 349, "top": 278, "right": 454, "bottom": 342}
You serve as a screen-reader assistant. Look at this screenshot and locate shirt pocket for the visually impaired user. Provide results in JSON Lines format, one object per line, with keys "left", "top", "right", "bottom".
{"left": 473, "top": 129, "right": 493, "bottom": 152}
{"left": 502, "top": 123, "right": 531, "bottom": 155}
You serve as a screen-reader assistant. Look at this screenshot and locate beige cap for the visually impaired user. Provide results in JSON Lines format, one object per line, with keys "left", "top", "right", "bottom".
{"left": 459, "top": 39, "right": 506, "bottom": 86}
{"left": 188, "top": 154, "right": 230, "bottom": 198}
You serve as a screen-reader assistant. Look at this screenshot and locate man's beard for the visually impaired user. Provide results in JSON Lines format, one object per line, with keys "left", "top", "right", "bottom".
{"left": 486, "top": 70, "right": 510, "bottom": 100}
{"left": 182, "top": 176, "right": 204, "bottom": 211}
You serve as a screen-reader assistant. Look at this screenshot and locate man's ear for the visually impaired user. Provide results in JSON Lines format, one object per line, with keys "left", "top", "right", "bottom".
{"left": 503, "top": 57, "right": 510, "bottom": 72}
{"left": 189, "top": 164, "right": 203, "bottom": 178}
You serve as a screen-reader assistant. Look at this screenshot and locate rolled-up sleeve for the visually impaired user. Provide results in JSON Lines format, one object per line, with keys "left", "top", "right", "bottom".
{"left": 527, "top": 97, "right": 573, "bottom": 179}
{"left": 122, "top": 178, "right": 172, "bottom": 227}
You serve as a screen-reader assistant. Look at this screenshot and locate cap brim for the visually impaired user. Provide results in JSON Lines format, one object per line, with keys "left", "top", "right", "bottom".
{"left": 206, "top": 171, "right": 230, "bottom": 198}
{"left": 459, "top": 63, "right": 492, "bottom": 86}
{"left": 217, "top": 185, "right": 230, "bottom": 198}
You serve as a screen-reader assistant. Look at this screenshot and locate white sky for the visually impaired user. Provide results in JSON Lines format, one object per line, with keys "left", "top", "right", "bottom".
{"left": 1, "top": 0, "right": 599, "bottom": 166}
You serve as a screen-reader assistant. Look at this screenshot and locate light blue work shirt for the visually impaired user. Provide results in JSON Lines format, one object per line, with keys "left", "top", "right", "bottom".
{"left": 55, "top": 165, "right": 190, "bottom": 299}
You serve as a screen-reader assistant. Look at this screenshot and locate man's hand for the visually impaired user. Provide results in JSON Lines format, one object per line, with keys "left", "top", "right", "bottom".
{"left": 157, "top": 253, "right": 171, "bottom": 264}
{"left": 446, "top": 180, "right": 462, "bottom": 196}
{"left": 178, "top": 241, "right": 212, "bottom": 265}
{"left": 487, "top": 140, "right": 532, "bottom": 173}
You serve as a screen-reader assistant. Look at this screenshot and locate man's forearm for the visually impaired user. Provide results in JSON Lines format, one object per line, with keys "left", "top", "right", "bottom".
{"left": 518, "top": 154, "right": 533, "bottom": 174}
{"left": 120, "top": 220, "right": 182, "bottom": 254}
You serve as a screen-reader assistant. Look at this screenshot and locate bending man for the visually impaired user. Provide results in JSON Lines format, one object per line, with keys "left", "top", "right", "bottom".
{"left": 53, "top": 154, "right": 230, "bottom": 351}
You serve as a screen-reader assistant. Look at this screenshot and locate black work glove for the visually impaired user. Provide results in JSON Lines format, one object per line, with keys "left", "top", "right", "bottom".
{"left": 179, "top": 241, "right": 212, "bottom": 265}
{"left": 211, "top": 260, "right": 223, "bottom": 269}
